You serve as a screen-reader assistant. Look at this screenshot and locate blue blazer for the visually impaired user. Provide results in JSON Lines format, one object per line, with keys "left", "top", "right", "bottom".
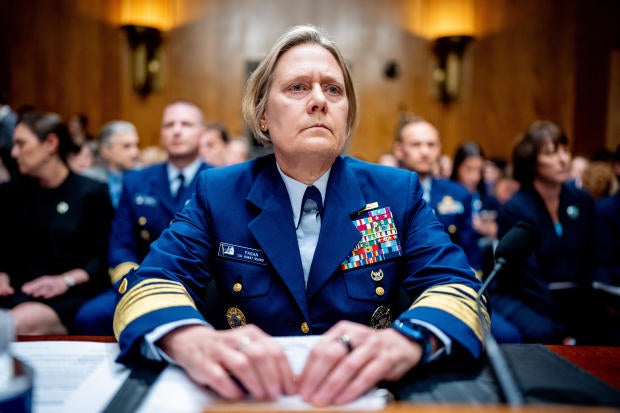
{"left": 108, "top": 161, "right": 210, "bottom": 282}
{"left": 113, "top": 155, "right": 485, "bottom": 363}
{"left": 428, "top": 178, "right": 480, "bottom": 271}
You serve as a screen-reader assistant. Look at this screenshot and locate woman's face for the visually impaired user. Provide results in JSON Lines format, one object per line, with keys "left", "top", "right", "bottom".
{"left": 457, "top": 156, "right": 483, "bottom": 193}
{"left": 261, "top": 43, "right": 348, "bottom": 162}
{"left": 11, "top": 123, "right": 54, "bottom": 177}
{"left": 535, "top": 140, "right": 571, "bottom": 185}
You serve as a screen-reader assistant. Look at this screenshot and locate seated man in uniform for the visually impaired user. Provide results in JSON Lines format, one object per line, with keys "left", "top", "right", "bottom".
{"left": 113, "top": 25, "right": 486, "bottom": 406}
{"left": 74, "top": 100, "right": 210, "bottom": 335}
{"left": 393, "top": 115, "right": 480, "bottom": 272}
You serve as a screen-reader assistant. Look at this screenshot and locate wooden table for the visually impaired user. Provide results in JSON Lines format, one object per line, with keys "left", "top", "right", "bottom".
{"left": 17, "top": 336, "right": 620, "bottom": 412}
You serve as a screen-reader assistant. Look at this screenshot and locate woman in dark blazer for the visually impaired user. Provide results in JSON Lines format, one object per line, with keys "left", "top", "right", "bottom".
{"left": 0, "top": 112, "right": 113, "bottom": 334}
{"left": 491, "top": 120, "right": 603, "bottom": 344}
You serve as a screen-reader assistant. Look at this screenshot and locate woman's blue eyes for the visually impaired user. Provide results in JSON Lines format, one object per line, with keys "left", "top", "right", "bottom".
{"left": 288, "top": 84, "right": 343, "bottom": 95}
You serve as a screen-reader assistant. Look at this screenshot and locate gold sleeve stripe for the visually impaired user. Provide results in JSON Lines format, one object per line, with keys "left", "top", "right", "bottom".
{"left": 113, "top": 279, "right": 197, "bottom": 337}
{"left": 109, "top": 262, "right": 140, "bottom": 283}
{"left": 410, "top": 283, "right": 487, "bottom": 341}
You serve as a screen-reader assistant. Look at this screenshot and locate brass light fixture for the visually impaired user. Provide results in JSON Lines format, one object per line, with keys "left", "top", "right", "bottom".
{"left": 122, "top": 24, "right": 162, "bottom": 97}
{"left": 432, "top": 35, "right": 473, "bottom": 104}
{"left": 425, "top": 0, "right": 475, "bottom": 104}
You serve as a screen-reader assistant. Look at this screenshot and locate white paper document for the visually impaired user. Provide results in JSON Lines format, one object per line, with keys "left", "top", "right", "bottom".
{"left": 10, "top": 336, "right": 388, "bottom": 412}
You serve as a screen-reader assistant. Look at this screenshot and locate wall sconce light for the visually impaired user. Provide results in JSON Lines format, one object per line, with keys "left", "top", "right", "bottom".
{"left": 122, "top": 24, "right": 162, "bottom": 97}
{"left": 432, "top": 35, "right": 473, "bottom": 104}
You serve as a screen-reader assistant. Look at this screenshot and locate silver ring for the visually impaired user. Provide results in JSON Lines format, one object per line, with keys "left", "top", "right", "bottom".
{"left": 338, "top": 334, "right": 353, "bottom": 353}
{"left": 237, "top": 336, "right": 251, "bottom": 352}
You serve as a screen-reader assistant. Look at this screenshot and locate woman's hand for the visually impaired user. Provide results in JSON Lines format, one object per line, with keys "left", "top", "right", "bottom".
{"left": 297, "top": 320, "right": 423, "bottom": 406}
{"left": 21, "top": 275, "right": 68, "bottom": 298}
{"left": 0, "top": 272, "right": 14, "bottom": 296}
{"left": 158, "top": 324, "right": 296, "bottom": 401}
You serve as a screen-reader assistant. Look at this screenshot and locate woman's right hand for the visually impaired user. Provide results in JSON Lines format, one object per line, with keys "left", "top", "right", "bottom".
{"left": 158, "top": 324, "right": 296, "bottom": 401}
{"left": 0, "top": 272, "right": 14, "bottom": 296}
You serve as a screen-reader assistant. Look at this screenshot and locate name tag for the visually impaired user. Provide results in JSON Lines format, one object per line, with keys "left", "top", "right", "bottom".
{"left": 218, "top": 242, "right": 268, "bottom": 266}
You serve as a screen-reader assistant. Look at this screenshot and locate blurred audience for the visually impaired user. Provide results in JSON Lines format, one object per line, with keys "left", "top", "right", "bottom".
{"left": 483, "top": 157, "right": 508, "bottom": 196}
{"left": 582, "top": 161, "right": 618, "bottom": 200}
{"left": 437, "top": 154, "right": 453, "bottom": 179}
{"left": 199, "top": 122, "right": 229, "bottom": 167}
{"left": 569, "top": 155, "right": 589, "bottom": 189}
{"left": 68, "top": 112, "right": 94, "bottom": 145}
{"left": 138, "top": 145, "right": 168, "bottom": 167}
{"left": 225, "top": 135, "right": 252, "bottom": 165}
{"left": 67, "top": 140, "right": 98, "bottom": 173}
{"left": 0, "top": 112, "right": 113, "bottom": 334}
{"left": 376, "top": 152, "right": 399, "bottom": 167}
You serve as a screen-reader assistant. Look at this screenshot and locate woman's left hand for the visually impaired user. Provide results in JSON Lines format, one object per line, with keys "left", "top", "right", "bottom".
{"left": 21, "top": 275, "right": 68, "bottom": 299}
{"left": 296, "top": 320, "right": 423, "bottom": 406}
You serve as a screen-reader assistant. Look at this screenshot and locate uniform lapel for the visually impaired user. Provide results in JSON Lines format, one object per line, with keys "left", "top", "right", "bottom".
{"left": 306, "top": 157, "right": 366, "bottom": 301}
{"left": 247, "top": 157, "right": 310, "bottom": 321}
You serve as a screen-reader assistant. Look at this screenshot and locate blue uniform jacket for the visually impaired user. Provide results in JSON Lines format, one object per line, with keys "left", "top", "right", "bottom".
{"left": 492, "top": 184, "right": 596, "bottom": 342}
{"left": 428, "top": 178, "right": 480, "bottom": 271}
{"left": 107, "top": 161, "right": 210, "bottom": 282}
{"left": 113, "top": 155, "right": 486, "bottom": 363}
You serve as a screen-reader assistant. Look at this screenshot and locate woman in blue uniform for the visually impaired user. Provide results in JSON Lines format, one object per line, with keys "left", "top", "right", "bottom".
{"left": 0, "top": 112, "right": 113, "bottom": 334}
{"left": 491, "top": 120, "right": 601, "bottom": 344}
{"left": 113, "top": 25, "right": 486, "bottom": 406}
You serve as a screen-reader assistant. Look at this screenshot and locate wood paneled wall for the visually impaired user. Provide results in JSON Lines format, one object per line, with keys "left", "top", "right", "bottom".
{"left": 1, "top": 0, "right": 618, "bottom": 163}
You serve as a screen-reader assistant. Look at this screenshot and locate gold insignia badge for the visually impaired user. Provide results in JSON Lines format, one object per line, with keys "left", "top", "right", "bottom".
{"left": 370, "top": 269, "right": 384, "bottom": 282}
{"left": 226, "top": 306, "right": 247, "bottom": 328}
{"left": 370, "top": 305, "right": 392, "bottom": 329}
{"left": 56, "top": 201, "right": 69, "bottom": 214}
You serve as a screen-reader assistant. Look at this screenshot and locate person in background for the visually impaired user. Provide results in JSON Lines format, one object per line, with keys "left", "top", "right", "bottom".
{"left": 0, "top": 93, "right": 18, "bottom": 180}
{"left": 437, "top": 154, "right": 453, "bottom": 179}
{"left": 569, "top": 155, "right": 589, "bottom": 189}
{"left": 199, "top": 122, "right": 229, "bottom": 167}
{"left": 68, "top": 112, "right": 94, "bottom": 145}
{"left": 0, "top": 112, "right": 113, "bottom": 334}
{"left": 491, "top": 120, "right": 605, "bottom": 344}
{"left": 483, "top": 157, "right": 507, "bottom": 197}
{"left": 112, "top": 25, "right": 485, "bottom": 406}
{"left": 67, "top": 140, "right": 98, "bottom": 174}
{"left": 83, "top": 121, "right": 140, "bottom": 208}
{"left": 74, "top": 100, "right": 210, "bottom": 335}
{"left": 494, "top": 175, "right": 520, "bottom": 205}
{"left": 581, "top": 161, "right": 618, "bottom": 200}
{"left": 225, "top": 135, "right": 252, "bottom": 165}
{"left": 393, "top": 115, "right": 480, "bottom": 272}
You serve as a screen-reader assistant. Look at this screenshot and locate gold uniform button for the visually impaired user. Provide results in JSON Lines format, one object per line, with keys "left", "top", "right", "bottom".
{"left": 140, "top": 229, "right": 150, "bottom": 241}
{"left": 118, "top": 278, "right": 128, "bottom": 294}
{"left": 232, "top": 282, "right": 243, "bottom": 293}
{"left": 138, "top": 216, "right": 147, "bottom": 226}
{"left": 448, "top": 224, "right": 457, "bottom": 234}
{"left": 375, "top": 286, "right": 385, "bottom": 296}
{"left": 300, "top": 322, "right": 310, "bottom": 334}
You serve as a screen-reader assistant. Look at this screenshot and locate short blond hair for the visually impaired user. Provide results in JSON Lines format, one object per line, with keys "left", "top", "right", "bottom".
{"left": 242, "top": 25, "right": 358, "bottom": 145}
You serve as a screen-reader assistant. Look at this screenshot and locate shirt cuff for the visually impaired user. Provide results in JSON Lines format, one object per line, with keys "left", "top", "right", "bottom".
{"left": 409, "top": 318, "right": 452, "bottom": 362}
{"left": 141, "top": 318, "right": 210, "bottom": 364}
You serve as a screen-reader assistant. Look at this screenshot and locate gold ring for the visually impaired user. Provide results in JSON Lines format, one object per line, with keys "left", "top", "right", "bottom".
{"left": 338, "top": 334, "right": 353, "bottom": 353}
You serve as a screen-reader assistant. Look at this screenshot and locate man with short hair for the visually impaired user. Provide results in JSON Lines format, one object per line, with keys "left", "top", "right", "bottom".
{"left": 394, "top": 114, "right": 480, "bottom": 271}
{"left": 83, "top": 121, "right": 140, "bottom": 208}
{"left": 74, "top": 101, "right": 210, "bottom": 334}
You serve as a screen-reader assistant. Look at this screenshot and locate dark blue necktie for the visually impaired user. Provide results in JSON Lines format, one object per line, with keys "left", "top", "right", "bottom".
{"left": 298, "top": 185, "right": 323, "bottom": 285}
{"left": 174, "top": 173, "right": 185, "bottom": 201}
